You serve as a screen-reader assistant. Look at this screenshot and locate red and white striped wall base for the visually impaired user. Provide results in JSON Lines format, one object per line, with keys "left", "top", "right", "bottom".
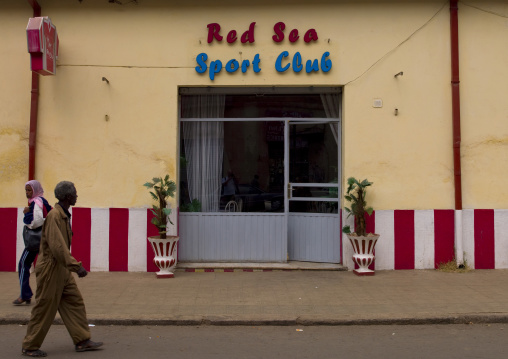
{"left": 1, "top": 208, "right": 507, "bottom": 272}
{"left": 0, "top": 208, "right": 177, "bottom": 273}
{"left": 341, "top": 209, "right": 508, "bottom": 271}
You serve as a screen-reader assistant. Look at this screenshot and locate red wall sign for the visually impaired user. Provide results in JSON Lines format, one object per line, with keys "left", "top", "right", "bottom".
{"left": 26, "top": 17, "right": 59, "bottom": 76}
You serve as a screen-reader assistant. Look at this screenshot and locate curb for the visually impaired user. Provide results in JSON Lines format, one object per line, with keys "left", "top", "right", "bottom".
{"left": 3, "top": 314, "right": 508, "bottom": 326}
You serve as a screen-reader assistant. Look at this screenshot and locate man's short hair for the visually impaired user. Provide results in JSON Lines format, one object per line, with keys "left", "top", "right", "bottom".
{"left": 54, "top": 181, "right": 76, "bottom": 201}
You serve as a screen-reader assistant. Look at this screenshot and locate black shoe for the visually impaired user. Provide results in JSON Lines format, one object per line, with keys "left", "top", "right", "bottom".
{"left": 75, "top": 339, "right": 103, "bottom": 352}
{"left": 21, "top": 349, "right": 47, "bottom": 357}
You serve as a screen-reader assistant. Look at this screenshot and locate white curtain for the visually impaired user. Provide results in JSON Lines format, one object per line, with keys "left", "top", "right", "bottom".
{"left": 182, "top": 95, "right": 225, "bottom": 212}
{"left": 320, "top": 93, "right": 341, "bottom": 144}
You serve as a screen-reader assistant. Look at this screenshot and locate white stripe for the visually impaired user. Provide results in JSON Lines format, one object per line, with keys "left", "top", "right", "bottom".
{"left": 90, "top": 208, "right": 110, "bottom": 271}
{"left": 455, "top": 210, "right": 464, "bottom": 266}
{"left": 18, "top": 250, "right": 29, "bottom": 288}
{"left": 167, "top": 207, "right": 178, "bottom": 236}
{"left": 374, "top": 210, "right": 395, "bottom": 270}
{"left": 462, "top": 209, "right": 475, "bottom": 269}
{"left": 16, "top": 208, "right": 25, "bottom": 272}
{"left": 128, "top": 208, "right": 148, "bottom": 272}
{"left": 414, "top": 210, "right": 435, "bottom": 269}
{"left": 494, "top": 209, "right": 508, "bottom": 269}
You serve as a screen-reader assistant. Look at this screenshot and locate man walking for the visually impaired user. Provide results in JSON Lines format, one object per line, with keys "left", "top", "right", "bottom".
{"left": 22, "top": 181, "right": 103, "bottom": 357}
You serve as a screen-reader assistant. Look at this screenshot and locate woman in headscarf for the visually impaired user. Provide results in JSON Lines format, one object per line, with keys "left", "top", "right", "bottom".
{"left": 13, "top": 180, "right": 52, "bottom": 305}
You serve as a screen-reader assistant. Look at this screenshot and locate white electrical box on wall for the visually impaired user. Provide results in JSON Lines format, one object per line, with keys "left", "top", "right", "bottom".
{"left": 373, "top": 99, "right": 383, "bottom": 108}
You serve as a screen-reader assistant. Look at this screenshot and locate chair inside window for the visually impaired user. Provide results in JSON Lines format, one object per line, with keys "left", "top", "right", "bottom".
{"left": 225, "top": 200, "right": 238, "bottom": 212}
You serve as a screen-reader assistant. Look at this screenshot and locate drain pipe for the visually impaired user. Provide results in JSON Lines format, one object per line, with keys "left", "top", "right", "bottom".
{"left": 27, "top": 0, "right": 41, "bottom": 181}
{"left": 450, "top": 0, "right": 464, "bottom": 267}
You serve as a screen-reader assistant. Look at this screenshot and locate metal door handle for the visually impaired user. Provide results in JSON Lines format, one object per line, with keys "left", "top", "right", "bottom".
{"left": 287, "top": 183, "right": 295, "bottom": 198}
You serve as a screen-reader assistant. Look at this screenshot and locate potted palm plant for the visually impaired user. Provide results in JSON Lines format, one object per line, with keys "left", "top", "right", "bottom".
{"left": 342, "top": 177, "right": 380, "bottom": 276}
{"left": 144, "top": 175, "right": 179, "bottom": 278}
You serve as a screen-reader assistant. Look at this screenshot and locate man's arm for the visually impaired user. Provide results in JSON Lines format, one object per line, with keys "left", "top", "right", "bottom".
{"left": 44, "top": 215, "right": 83, "bottom": 272}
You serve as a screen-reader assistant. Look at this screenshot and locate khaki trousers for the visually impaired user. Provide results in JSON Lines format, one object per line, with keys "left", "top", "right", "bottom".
{"left": 22, "top": 268, "right": 90, "bottom": 350}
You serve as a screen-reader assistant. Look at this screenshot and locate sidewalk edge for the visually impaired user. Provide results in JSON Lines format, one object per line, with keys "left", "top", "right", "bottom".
{"left": 2, "top": 314, "right": 508, "bottom": 326}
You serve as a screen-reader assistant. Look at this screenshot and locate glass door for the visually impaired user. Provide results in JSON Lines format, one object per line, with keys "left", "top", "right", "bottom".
{"left": 285, "top": 120, "right": 341, "bottom": 263}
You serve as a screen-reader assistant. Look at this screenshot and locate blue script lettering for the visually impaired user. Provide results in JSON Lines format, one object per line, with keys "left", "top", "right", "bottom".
{"left": 195, "top": 53, "right": 261, "bottom": 81}
{"left": 275, "top": 51, "right": 332, "bottom": 74}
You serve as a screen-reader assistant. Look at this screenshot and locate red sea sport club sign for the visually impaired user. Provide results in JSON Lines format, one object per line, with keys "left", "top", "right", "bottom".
{"left": 26, "top": 17, "right": 59, "bottom": 76}
{"left": 195, "top": 22, "right": 332, "bottom": 81}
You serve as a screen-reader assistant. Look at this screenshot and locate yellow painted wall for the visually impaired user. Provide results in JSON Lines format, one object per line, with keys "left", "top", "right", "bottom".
{"left": 0, "top": 2, "right": 33, "bottom": 206}
{"left": 342, "top": 2, "right": 453, "bottom": 210}
{"left": 458, "top": 1, "right": 508, "bottom": 209}
{"left": 0, "top": 0, "right": 506, "bottom": 210}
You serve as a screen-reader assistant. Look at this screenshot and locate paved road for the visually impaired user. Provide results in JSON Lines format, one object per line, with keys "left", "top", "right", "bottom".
{"left": 3, "top": 324, "right": 507, "bottom": 358}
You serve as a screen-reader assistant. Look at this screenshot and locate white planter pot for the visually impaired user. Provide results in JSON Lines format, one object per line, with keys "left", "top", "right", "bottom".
{"left": 346, "top": 234, "right": 380, "bottom": 276}
{"left": 148, "top": 236, "right": 179, "bottom": 278}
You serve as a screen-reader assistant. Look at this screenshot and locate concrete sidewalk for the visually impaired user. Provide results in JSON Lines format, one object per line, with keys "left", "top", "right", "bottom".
{"left": 2, "top": 268, "right": 508, "bottom": 326}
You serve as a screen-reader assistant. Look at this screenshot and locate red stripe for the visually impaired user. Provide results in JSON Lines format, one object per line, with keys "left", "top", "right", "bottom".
{"left": 394, "top": 210, "right": 415, "bottom": 270}
{"left": 71, "top": 207, "right": 91, "bottom": 271}
{"left": 434, "top": 210, "right": 455, "bottom": 268}
{"left": 146, "top": 209, "right": 159, "bottom": 272}
{"left": 474, "top": 209, "right": 495, "bottom": 269}
{"left": 340, "top": 210, "right": 343, "bottom": 264}
{"left": 109, "top": 208, "right": 129, "bottom": 271}
{"left": 365, "top": 211, "right": 375, "bottom": 234}
{"left": 0, "top": 208, "right": 18, "bottom": 271}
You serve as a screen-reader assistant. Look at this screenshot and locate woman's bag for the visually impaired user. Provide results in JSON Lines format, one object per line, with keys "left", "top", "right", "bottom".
{"left": 23, "top": 226, "right": 42, "bottom": 252}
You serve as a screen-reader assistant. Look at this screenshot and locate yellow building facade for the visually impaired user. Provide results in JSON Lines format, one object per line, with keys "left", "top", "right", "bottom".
{"left": 1, "top": 0, "right": 507, "bottom": 272}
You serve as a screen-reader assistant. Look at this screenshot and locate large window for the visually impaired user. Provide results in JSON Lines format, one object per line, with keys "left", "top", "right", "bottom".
{"left": 179, "top": 89, "right": 340, "bottom": 213}
{"left": 180, "top": 120, "right": 285, "bottom": 213}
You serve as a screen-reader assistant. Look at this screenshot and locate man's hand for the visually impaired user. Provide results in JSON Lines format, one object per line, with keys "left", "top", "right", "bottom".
{"left": 77, "top": 266, "right": 88, "bottom": 278}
